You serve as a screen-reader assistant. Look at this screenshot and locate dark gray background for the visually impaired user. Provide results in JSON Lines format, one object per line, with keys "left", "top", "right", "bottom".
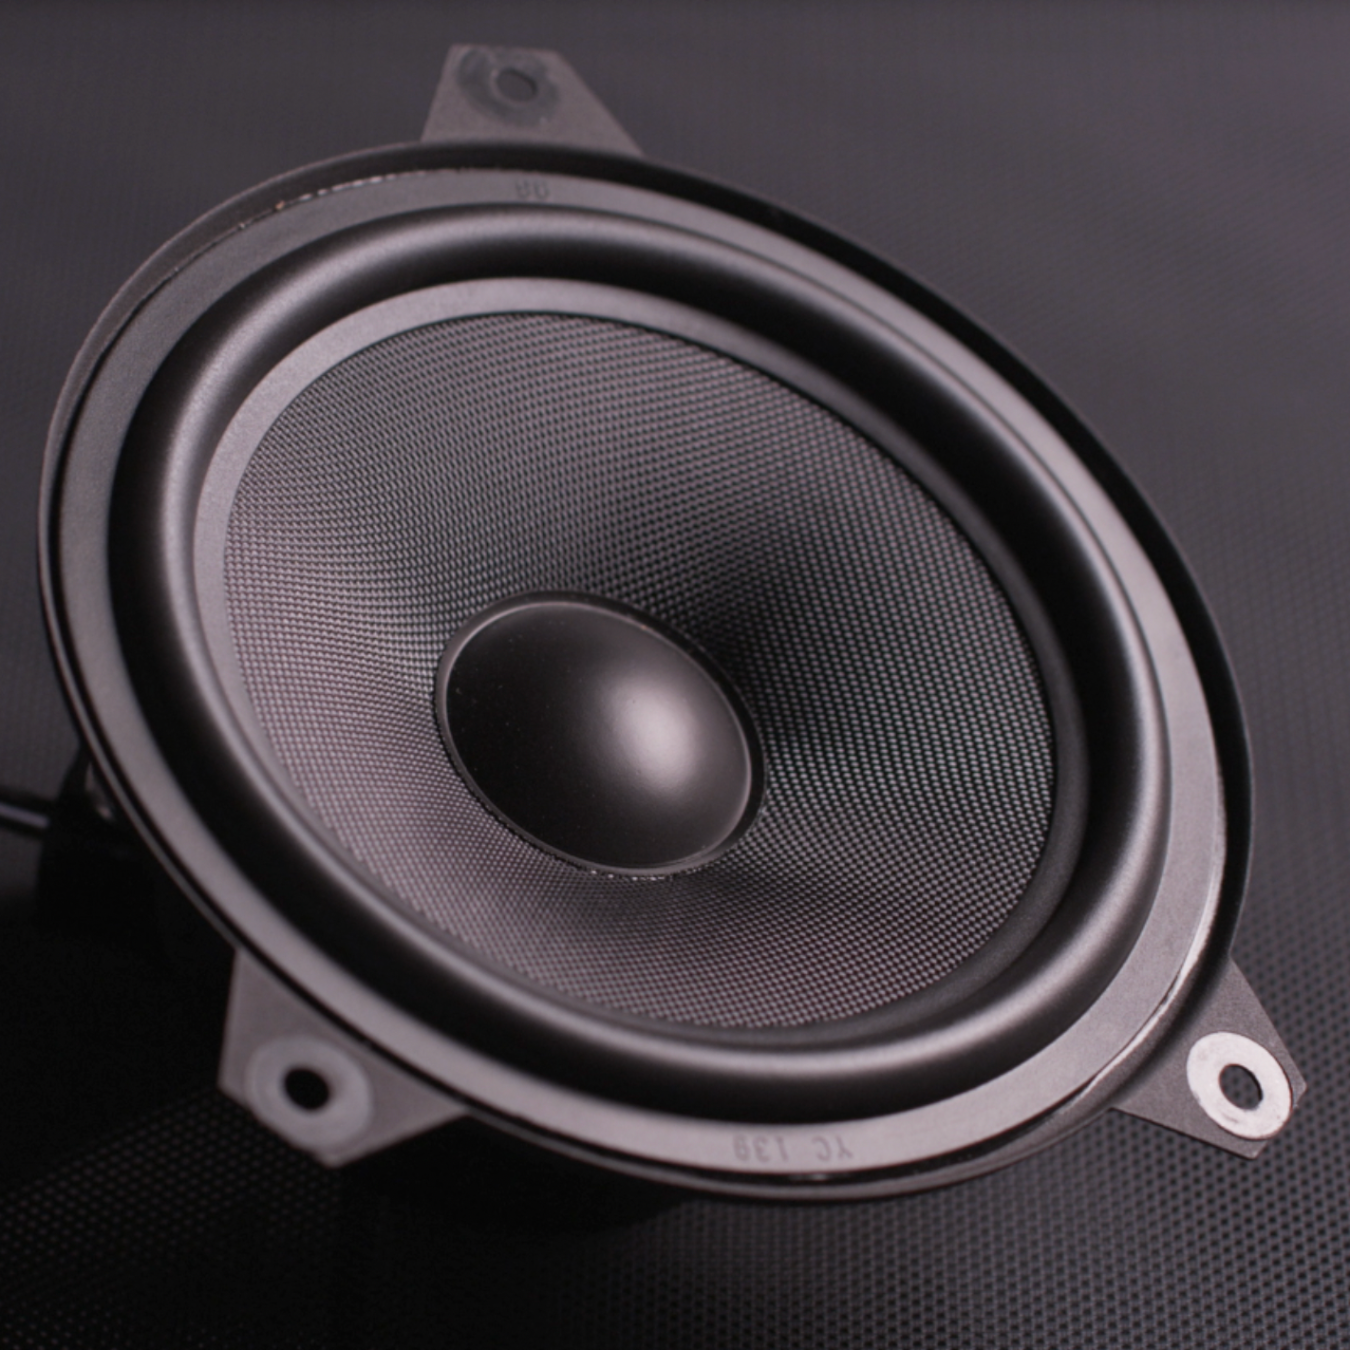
{"left": 2, "top": 3, "right": 1348, "bottom": 1345}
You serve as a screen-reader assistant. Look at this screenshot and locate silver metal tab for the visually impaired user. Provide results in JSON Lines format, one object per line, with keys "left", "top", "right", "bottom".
{"left": 1115, "top": 959, "right": 1305, "bottom": 1157}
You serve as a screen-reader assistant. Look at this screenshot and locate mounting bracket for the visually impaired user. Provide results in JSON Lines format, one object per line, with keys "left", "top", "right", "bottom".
{"left": 219, "top": 953, "right": 467, "bottom": 1166}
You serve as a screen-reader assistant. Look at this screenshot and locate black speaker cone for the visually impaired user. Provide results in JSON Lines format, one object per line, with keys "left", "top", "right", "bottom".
{"left": 204, "top": 291, "right": 1076, "bottom": 1048}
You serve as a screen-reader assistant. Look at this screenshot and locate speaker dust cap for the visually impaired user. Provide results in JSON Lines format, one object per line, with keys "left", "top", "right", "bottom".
{"left": 435, "top": 594, "right": 762, "bottom": 874}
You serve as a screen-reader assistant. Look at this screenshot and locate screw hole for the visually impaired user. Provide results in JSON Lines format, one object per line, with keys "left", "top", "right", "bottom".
{"left": 283, "top": 1066, "right": 331, "bottom": 1112}
{"left": 494, "top": 67, "right": 539, "bottom": 104}
{"left": 1220, "top": 1063, "right": 1263, "bottom": 1110}
{"left": 1187, "top": 1032, "right": 1292, "bottom": 1140}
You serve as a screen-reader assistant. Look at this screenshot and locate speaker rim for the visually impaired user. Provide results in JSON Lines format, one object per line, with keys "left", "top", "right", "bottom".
{"left": 40, "top": 145, "right": 1244, "bottom": 1193}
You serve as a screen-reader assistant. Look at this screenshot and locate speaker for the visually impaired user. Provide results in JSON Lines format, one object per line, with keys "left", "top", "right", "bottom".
{"left": 33, "top": 41, "right": 1302, "bottom": 1198}
{"left": 5, "top": 8, "right": 1343, "bottom": 1345}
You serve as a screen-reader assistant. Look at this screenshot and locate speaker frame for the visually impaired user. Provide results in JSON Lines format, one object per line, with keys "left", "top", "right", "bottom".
{"left": 40, "top": 137, "right": 1261, "bottom": 1195}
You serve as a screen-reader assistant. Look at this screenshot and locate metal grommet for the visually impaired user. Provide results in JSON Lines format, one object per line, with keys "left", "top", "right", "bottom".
{"left": 1186, "top": 1031, "right": 1292, "bottom": 1140}
{"left": 245, "top": 1034, "right": 375, "bottom": 1152}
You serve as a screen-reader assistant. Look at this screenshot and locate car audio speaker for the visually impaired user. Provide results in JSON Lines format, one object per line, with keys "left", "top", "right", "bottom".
{"left": 38, "top": 44, "right": 1304, "bottom": 1198}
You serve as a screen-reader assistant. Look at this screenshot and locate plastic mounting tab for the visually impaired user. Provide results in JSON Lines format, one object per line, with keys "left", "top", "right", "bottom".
{"left": 219, "top": 952, "right": 467, "bottom": 1166}
{"left": 422, "top": 45, "right": 642, "bottom": 156}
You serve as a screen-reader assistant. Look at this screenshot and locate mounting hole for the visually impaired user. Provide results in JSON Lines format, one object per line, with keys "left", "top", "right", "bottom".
{"left": 456, "top": 48, "right": 558, "bottom": 128}
{"left": 494, "top": 67, "right": 539, "bottom": 104}
{"left": 1186, "top": 1032, "right": 1291, "bottom": 1140}
{"left": 245, "top": 1034, "right": 374, "bottom": 1153}
{"left": 283, "top": 1066, "right": 332, "bottom": 1112}
{"left": 1219, "top": 1063, "right": 1263, "bottom": 1110}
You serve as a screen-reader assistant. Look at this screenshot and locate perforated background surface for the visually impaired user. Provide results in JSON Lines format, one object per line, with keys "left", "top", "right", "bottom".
{"left": 5, "top": 2, "right": 1350, "bottom": 1347}
{"left": 223, "top": 312, "right": 1052, "bottom": 1028}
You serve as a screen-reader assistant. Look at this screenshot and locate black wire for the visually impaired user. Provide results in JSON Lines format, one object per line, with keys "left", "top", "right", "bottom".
{"left": 0, "top": 791, "right": 53, "bottom": 839}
